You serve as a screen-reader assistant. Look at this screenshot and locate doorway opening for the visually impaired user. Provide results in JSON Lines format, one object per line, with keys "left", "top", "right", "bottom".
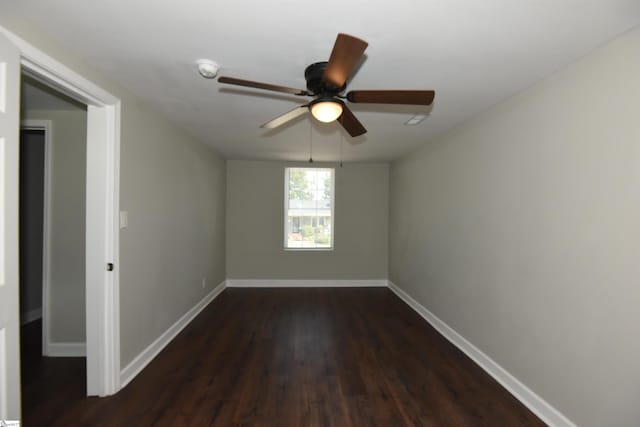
{"left": 0, "top": 26, "right": 121, "bottom": 419}
{"left": 19, "top": 75, "right": 89, "bottom": 414}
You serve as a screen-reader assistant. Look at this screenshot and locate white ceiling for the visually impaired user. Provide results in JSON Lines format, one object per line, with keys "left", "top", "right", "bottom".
{"left": 4, "top": 0, "right": 639, "bottom": 162}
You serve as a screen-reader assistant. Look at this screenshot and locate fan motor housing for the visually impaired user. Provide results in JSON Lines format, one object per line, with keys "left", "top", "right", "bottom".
{"left": 304, "top": 61, "right": 345, "bottom": 95}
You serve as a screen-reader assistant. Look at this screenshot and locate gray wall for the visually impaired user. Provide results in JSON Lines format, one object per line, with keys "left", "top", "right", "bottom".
{"left": 22, "top": 109, "right": 87, "bottom": 343}
{"left": 19, "top": 129, "right": 44, "bottom": 321}
{"left": 227, "top": 160, "right": 388, "bottom": 280}
{"left": 389, "top": 28, "right": 640, "bottom": 427}
{"left": 2, "top": 19, "right": 227, "bottom": 368}
{"left": 119, "top": 104, "right": 226, "bottom": 365}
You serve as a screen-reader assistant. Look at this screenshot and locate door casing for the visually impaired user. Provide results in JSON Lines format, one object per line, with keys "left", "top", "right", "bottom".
{"left": 0, "top": 24, "right": 122, "bottom": 399}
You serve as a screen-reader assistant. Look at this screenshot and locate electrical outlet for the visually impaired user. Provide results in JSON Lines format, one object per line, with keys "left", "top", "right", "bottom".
{"left": 201, "top": 277, "right": 207, "bottom": 289}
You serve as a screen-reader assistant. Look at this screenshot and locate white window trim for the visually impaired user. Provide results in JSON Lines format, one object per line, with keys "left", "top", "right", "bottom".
{"left": 283, "top": 167, "right": 335, "bottom": 251}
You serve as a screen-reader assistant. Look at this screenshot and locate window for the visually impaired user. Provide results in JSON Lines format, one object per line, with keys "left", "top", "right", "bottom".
{"left": 284, "top": 167, "right": 334, "bottom": 249}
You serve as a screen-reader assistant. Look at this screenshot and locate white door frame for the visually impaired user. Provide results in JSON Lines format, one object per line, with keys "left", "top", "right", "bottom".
{"left": 0, "top": 27, "right": 22, "bottom": 420}
{"left": 1, "top": 25, "right": 121, "bottom": 396}
{"left": 19, "top": 120, "right": 52, "bottom": 355}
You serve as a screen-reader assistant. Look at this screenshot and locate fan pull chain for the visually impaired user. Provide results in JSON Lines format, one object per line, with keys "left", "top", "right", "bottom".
{"left": 339, "top": 133, "right": 344, "bottom": 167}
{"left": 308, "top": 120, "right": 313, "bottom": 163}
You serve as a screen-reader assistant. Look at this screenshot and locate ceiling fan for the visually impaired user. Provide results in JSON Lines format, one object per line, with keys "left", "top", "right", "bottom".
{"left": 218, "top": 33, "right": 435, "bottom": 137}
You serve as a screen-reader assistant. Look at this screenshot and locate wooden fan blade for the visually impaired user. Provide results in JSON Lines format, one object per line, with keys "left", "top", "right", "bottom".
{"left": 337, "top": 105, "right": 367, "bottom": 137}
{"left": 260, "top": 105, "right": 309, "bottom": 129}
{"left": 218, "top": 76, "right": 309, "bottom": 96}
{"left": 346, "top": 90, "right": 435, "bottom": 105}
{"left": 323, "top": 33, "right": 368, "bottom": 89}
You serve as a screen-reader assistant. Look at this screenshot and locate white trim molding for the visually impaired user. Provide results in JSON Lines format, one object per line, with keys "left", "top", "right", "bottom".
{"left": 119, "top": 281, "right": 226, "bottom": 389}
{"left": 0, "top": 27, "right": 118, "bottom": 106}
{"left": 225, "top": 279, "right": 388, "bottom": 288}
{"left": 46, "top": 342, "right": 86, "bottom": 357}
{"left": 387, "top": 281, "right": 576, "bottom": 427}
{"left": 0, "top": 24, "right": 122, "bottom": 397}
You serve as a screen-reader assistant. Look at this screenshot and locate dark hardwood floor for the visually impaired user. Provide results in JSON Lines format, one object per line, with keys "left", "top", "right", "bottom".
{"left": 21, "top": 319, "right": 87, "bottom": 426}
{"left": 22, "top": 288, "right": 545, "bottom": 426}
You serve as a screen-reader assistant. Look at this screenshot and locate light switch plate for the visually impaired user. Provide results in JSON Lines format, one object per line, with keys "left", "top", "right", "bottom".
{"left": 119, "top": 211, "right": 128, "bottom": 228}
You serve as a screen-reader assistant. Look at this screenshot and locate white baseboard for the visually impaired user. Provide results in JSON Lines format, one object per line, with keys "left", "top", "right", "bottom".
{"left": 119, "top": 281, "right": 226, "bottom": 389}
{"left": 387, "top": 281, "right": 575, "bottom": 427}
{"left": 46, "top": 342, "right": 86, "bottom": 357}
{"left": 21, "top": 308, "right": 42, "bottom": 325}
{"left": 225, "top": 279, "right": 388, "bottom": 288}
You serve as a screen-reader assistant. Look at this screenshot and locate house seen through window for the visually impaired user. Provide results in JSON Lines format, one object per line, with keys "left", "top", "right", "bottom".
{"left": 284, "top": 167, "right": 334, "bottom": 249}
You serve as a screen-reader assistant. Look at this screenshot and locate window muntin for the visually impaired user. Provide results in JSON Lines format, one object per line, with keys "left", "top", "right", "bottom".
{"left": 284, "top": 168, "right": 334, "bottom": 250}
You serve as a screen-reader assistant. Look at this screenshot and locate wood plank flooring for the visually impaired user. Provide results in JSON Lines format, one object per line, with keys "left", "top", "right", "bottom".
{"left": 22, "top": 288, "right": 545, "bottom": 426}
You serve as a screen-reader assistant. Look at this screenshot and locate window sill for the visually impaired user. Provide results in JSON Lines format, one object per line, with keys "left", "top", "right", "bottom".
{"left": 283, "top": 247, "right": 334, "bottom": 252}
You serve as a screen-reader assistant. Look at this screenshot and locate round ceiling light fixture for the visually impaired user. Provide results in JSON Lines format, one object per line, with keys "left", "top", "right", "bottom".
{"left": 196, "top": 59, "right": 220, "bottom": 79}
{"left": 309, "top": 98, "right": 344, "bottom": 123}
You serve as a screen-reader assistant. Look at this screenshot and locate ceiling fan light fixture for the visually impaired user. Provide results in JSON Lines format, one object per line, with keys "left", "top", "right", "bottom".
{"left": 310, "top": 98, "right": 343, "bottom": 123}
{"left": 216, "top": 33, "right": 435, "bottom": 137}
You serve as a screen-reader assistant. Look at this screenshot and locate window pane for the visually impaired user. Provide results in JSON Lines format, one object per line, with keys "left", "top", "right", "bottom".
{"left": 285, "top": 167, "right": 334, "bottom": 249}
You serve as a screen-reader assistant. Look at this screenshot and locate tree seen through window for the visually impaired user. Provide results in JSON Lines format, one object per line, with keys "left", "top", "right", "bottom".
{"left": 285, "top": 168, "right": 334, "bottom": 249}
